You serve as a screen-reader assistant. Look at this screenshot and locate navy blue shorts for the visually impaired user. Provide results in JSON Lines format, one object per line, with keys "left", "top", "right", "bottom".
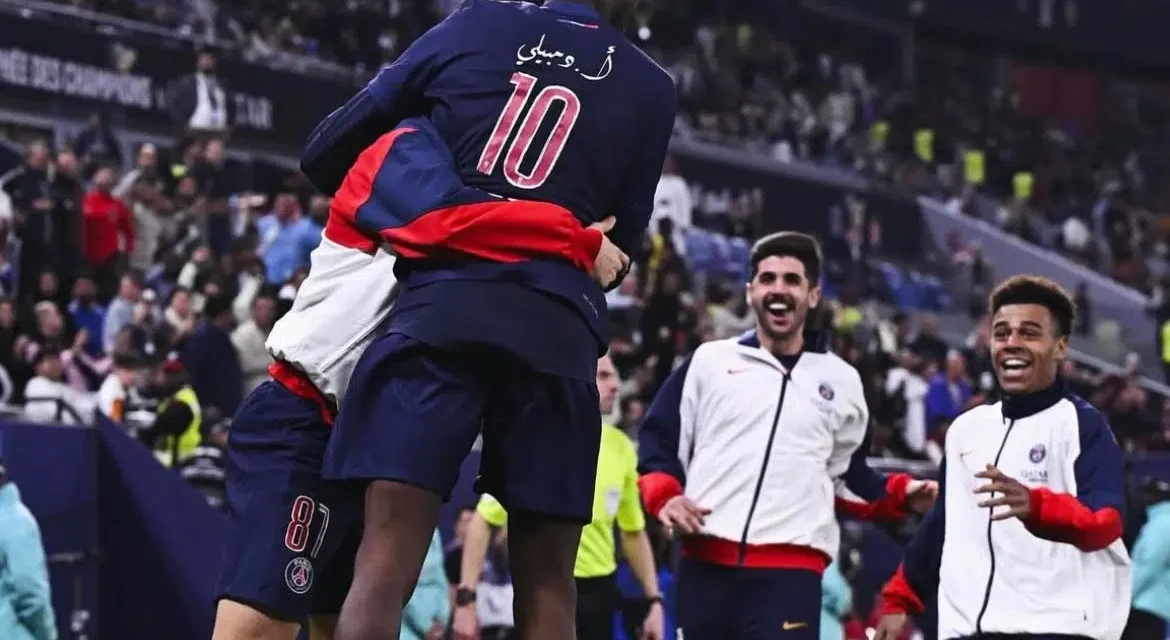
{"left": 676, "top": 557, "right": 822, "bottom": 639}
{"left": 216, "top": 381, "right": 362, "bottom": 621}
{"left": 323, "top": 332, "right": 602, "bottom": 523}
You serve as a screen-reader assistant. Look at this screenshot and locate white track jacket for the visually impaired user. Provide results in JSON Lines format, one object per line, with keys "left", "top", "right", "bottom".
{"left": 881, "top": 381, "right": 1131, "bottom": 640}
{"left": 637, "top": 331, "right": 886, "bottom": 571}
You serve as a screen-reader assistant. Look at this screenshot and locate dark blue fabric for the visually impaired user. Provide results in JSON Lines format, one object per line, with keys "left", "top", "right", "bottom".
{"left": 181, "top": 322, "right": 244, "bottom": 415}
{"left": 676, "top": 558, "right": 821, "bottom": 639}
{"left": 842, "top": 426, "right": 889, "bottom": 501}
{"left": 216, "top": 382, "right": 363, "bottom": 621}
{"left": 0, "top": 421, "right": 99, "bottom": 640}
{"left": 0, "top": 417, "right": 229, "bottom": 640}
{"left": 327, "top": 332, "right": 603, "bottom": 523}
{"left": 637, "top": 355, "right": 693, "bottom": 485}
{"left": 301, "top": 0, "right": 676, "bottom": 357}
{"left": 1070, "top": 396, "right": 1127, "bottom": 517}
{"left": 902, "top": 458, "right": 947, "bottom": 607}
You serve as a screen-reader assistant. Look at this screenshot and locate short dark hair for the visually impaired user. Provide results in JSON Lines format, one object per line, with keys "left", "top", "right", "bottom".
{"left": 749, "top": 231, "right": 822, "bottom": 285}
{"left": 988, "top": 275, "right": 1076, "bottom": 337}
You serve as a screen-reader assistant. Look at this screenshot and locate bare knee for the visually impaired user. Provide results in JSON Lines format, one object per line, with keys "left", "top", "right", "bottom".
{"left": 307, "top": 614, "right": 337, "bottom": 640}
{"left": 212, "top": 599, "right": 301, "bottom": 640}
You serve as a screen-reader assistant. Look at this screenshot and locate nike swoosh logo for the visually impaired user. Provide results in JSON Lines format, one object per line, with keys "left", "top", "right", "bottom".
{"left": 782, "top": 621, "right": 807, "bottom": 631}
{"left": 727, "top": 368, "right": 748, "bottom": 374}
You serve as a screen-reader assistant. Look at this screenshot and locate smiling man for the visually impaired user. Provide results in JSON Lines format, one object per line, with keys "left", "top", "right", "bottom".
{"left": 875, "top": 275, "right": 1132, "bottom": 640}
{"left": 637, "top": 232, "right": 934, "bottom": 639}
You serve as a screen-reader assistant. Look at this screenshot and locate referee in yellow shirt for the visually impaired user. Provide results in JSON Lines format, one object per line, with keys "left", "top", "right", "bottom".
{"left": 451, "top": 354, "right": 665, "bottom": 640}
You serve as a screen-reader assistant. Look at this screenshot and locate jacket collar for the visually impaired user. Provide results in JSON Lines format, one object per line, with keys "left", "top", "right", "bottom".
{"left": 1001, "top": 377, "right": 1066, "bottom": 420}
{"left": 737, "top": 329, "right": 829, "bottom": 354}
{"left": 541, "top": 0, "right": 601, "bottom": 20}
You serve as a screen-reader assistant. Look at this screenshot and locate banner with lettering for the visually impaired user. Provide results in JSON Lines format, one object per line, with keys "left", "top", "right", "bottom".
{"left": 0, "top": 13, "right": 358, "bottom": 149}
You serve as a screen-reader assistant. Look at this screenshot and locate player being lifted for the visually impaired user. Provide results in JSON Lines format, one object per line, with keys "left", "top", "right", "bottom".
{"left": 212, "top": 118, "right": 629, "bottom": 639}
{"left": 302, "top": 1, "right": 677, "bottom": 639}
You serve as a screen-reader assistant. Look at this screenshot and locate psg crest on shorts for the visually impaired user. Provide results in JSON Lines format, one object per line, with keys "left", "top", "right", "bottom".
{"left": 1029, "top": 444, "right": 1047, "bottom": 464}
{"left": 285, "top": 557, "right": 314, "bottom": 595}
{"left": 818, "top": 383, "right": 835, "bottom": 401}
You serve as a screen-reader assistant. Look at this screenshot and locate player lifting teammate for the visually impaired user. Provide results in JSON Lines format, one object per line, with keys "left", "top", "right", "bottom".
{"left": 302, "top": 1, "right": 677, "bottom": 639}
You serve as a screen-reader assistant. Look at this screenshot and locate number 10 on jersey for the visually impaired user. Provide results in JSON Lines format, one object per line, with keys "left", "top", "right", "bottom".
{"left": 477, "top": 72, "right": 582, "bottom": 190}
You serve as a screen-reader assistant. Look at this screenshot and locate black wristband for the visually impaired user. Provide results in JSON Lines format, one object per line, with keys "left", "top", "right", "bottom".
{"left": 647, "top": 594, "right": 664, "bottom": 605}
{"left": 455, "top": 586, "right": 477, "bottom": 607}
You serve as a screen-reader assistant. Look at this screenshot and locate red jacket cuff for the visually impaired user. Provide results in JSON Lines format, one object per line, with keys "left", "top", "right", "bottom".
{"left": 571, "top": 227, "right": 604, "bottom": 272}
{"left": 878, "top": 565, "right": 925, "bottom": 616}
{"left": 639, "top": 472, "right": 683, "bottom": 518}
{"left": 1023, "top": 487, "right": 1123, "bottom": 551}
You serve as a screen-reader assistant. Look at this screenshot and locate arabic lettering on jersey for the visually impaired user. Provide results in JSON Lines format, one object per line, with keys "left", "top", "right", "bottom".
{"left": 515, "top": 34, "right": 614, "bottom": 81}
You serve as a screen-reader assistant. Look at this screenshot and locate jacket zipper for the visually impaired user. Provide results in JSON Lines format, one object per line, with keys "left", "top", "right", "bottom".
{"left": 974, "top": 417, "right": 1015, "bottom": 633}
{"left": 737, "top": 374, "right": 790, "bottom": 565}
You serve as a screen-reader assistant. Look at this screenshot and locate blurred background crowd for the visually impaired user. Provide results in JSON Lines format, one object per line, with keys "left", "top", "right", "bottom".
{"left": 2, "top": 0, "right": 1170, "bottom": 638}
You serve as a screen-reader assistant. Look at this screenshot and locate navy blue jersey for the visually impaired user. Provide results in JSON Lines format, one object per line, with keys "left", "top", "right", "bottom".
{"left": 301, "top": 0, "right": 677, "bottom": 377}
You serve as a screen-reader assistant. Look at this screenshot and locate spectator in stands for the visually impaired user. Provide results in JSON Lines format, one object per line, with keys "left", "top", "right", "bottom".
{"left": 255, "top": 192, "right": 322, "bottom": 284}
{"left": 190, "top": 139, "right": 234, "bottom": 255}
{"left": 169, "top": 49, "right": 229, "bottom": 138}
{"left": 103, "top": 273, "right": 142, "bottom": 354}
{"left": 97, "top": 352, "right": 142, "bottom": 423}
{"left": 73, "top": 112, "right": 122, "bottom": 173}
{"left": 924, "top": 350, "right": 973, "bottom": 438}
{"left": 1123, "top": 478, "right": 1170, "bottom": 640}
{"left": 0, "top": 454, "right": 57, "bottom": 640}
{"left": 113, "top": 143, "right": 161, "bottom": 200}
{"left": 908, "top": 313, "right": 948, "bottom": 368}
{"left": 20, "top": 301, "right": 106, "bottom": 392}
{"left": 2, "top": 141, "right": 54, "bottom": 299}
{"left": 230, "top": 291, "right": 275, "bottom": 395}
{"left": 81, "top": 165, "right": 135, "bottom": 300}
{"left": 125, "top": 175, "right": 168, "bottom": 273}
{"left": 67, "top": 274, "right": 106, "bottom": 359}
{"left": 142, "top": 355, "right": 202, "bottom": 467}
{"left": 883, "top": 348, "right": 929, "bottom": 457}
{"left": 180, "top": 295, "right": 242, "bottom": 418}
{"left": 651, "top": 154, "right": 692, "bottom": 242}
{"left": 163, "top": 287, "right": 196, "bottom": 339}
{"left": 49, "top": 149, "right": 83, "bottom": 278}
{"left": 23, "top": 348, "right": 94, "bottom": 425}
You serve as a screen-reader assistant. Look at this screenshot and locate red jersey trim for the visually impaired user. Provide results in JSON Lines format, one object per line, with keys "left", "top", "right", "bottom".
{"left": 268, "top": 360, "right": 336, "bottom": 426}
{"left": 878, "top": 564, "right": 926, "bottom": 616}
{"left": 681, "top": 535, "right": 830, "bottom": 572}
{"left": 1023, "top": 487, "right": 1123, "bottom": 551}
{"left": 639, "top": 471, "right": 683, "bottom": 517}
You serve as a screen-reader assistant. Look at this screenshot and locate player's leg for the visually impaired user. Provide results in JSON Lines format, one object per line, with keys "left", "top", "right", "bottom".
{"left": 323, "top": 333, "right": 487, "bottom": 640}
{"left": 675, "top": 557, "right": 735, "bottom": 639}
{"left": 478, "top": 364, "right": 601, "bottom": 640}
{"left": 735, "top": 568, "right": 821, "bottom": 640}
{"left": 303, "top": 529, "right": 361, "bottom": 640}
{"left": 213, "top": 382, "right": 361, "bottom": 640}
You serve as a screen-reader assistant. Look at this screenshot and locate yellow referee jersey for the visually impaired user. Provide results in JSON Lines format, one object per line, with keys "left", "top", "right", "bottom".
{"left": 477, "top": 424, "right": 645, "bottom": 578}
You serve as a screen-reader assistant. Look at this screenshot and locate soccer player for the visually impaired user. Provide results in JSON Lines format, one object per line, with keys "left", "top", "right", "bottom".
{"left": 637, "top": 232, "right": 936, "bottom": 639}
{"left": 306, "top": 2, "right": 677, "bottom": 639}
{"left": 211, "top": 117, "right": 626, "bottom": 640}
{"left": 452, "top": 354, "right": 665, "bottom": 640}
{"left": 874, "top": 275, "right": 1131, "bottom": 640}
